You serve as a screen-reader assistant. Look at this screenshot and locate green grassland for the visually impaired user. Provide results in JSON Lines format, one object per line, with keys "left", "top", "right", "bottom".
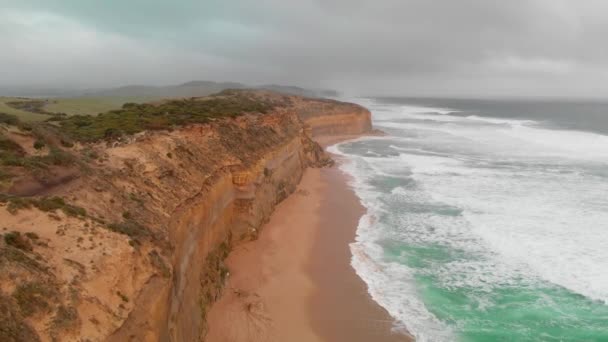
{"left": 1, "top": 96, "right": 160, "bottom": 122}
{"left": 58, "top": 90, "right": 276, "bottom": 142}
{"left": 2, "top": 89, "right": 279, "bottom": 144}
{"left": 44, "top": 96, "right": 159, "bottom": 116}
{"left": 0, "top": 97, "right": 50, "bottom": 122}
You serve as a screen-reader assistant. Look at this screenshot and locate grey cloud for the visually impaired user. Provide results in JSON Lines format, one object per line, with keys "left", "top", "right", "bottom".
{"left": 1, "top": 0, "right": 608, "bottom": 97}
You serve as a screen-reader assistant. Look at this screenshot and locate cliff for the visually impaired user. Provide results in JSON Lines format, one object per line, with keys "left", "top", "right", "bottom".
{"left": 294, "top": 97, "right": 372, "bottom": 136}
{"left": 0, "top": 90, "right": 371, "bottom": 341}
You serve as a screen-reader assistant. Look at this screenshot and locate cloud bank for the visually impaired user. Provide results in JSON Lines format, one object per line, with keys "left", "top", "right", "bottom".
{"left": 2, "top": 0, "right": 608, "bottom": 97}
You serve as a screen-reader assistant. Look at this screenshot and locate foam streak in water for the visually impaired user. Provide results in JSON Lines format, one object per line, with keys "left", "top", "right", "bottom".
{"left": 331, "top": 98, "right": 608, "bottom": 341}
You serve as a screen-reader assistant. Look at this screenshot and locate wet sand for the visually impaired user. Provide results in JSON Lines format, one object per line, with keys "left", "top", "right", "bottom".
{"left": 206, "top": 160, "right": 411, "bottom": 341}
{"left": 309, "top": 166, "right": 412, "bottom": 342}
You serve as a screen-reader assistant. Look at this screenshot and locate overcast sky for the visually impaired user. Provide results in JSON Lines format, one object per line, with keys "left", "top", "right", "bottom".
{"left": 2, "top": 0, "right": 608, "bottom": 97}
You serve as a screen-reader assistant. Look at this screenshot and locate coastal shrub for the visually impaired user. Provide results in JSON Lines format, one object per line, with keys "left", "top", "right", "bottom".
{"left": 199, "top": 239, "right": 232, "bottom": 334}
{"left": 200, "top": 234, "right": 232, "bottom": 318}
{"left": 149, "top": 250, "right": 171, "bottom": 278}
{"left": 1, "top": 135, "right": 75, "bottom": 173}
{"left": 107, "top": 220, "right": 149, "bottom": 239}
{"left": 0, "top": 168, "right": 12, "bottom": 181}
{"left": 42, "top": 147, "right": 75, "bottom": 166}
{"left": 34, "top": 197, "right": 86, "bottom": 217}
{"left": 18, "top": 123, "right": 33, "bottom": 131}
{"left": 25, "top": 232, "right": 39, "bottom": 240}
{"left": 4, "top": 196, "right": 86, "bottom": 217}
{"left": 128, "top": 193, "right": 144, "bottom": 205}
{"left": 33, "top": 139, "right": 45, "bottom": 150}
{"left": 13, "top": 282, "right": 56, "bottom": 317}
{"left": 116, "top": 291, "right": 129, "bottom": 303}
{"left": 0, "top": 245, "right": 46, "bottom": 273}
{"left": 0, "top": 294, "right": 40, "bottom": 342}
{"left": 0, "top": 115, "right": 78, "bottom": 177}
{"left": 0, "top": 112, "right": 34, "bottom": 131}
{"left": 0, "top": 120, "right": 79, "bottom": 184}
{"left": 0, "top": 136, "right": 22, "bottom": 172}
{"left": 51, "top": 305, "right": 79, "bottom": 333}
{"left": 103, "top": 128, "right": 122, "bottom": 139}
{"left": 6, "top": 197, "right": 31, "bottom": 214}
{"left": 81, "top": 148, "right": 99, "bottom": 161}
{"left": 263, "top": 167, "right": 272, "bottom": 177}
{"left": 45, "top": 114, "right": 65, "bottom": 122}
{"left": 0, "top": 136, "right": 25, "bottom": 156}
{"left": 57, "top": 91, "right": 277, "bottom": 142}
{"left": 0, "top": 113, "right": 20, "bottom": 126}
{"left": 4, "top": 232, "right": 33, "bottom": 251}
{"left": 34, "top": 196, "right": 66, "bottom": 212}
{"left": 59, "top": 139, "right": 74, "bottom": 148}
{"left": 5, "top": 100, "right": 51, "bottom": 115}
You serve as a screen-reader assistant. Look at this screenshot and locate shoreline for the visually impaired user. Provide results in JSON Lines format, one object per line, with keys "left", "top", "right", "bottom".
{"left": 308, "top": 164, "right": 412, "bottom": 342}
{"left": 206, "top": 139, "right": 411, "bottom": 341}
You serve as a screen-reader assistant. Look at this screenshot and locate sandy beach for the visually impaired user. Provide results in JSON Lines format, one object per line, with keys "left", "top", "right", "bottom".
{"left": 206, "top": 155, "right": 411, "bottom": 341}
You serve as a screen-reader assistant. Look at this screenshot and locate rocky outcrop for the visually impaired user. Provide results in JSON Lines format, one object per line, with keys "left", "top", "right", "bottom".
{"left": 0, "top": 91, "right": 371, "bottom": 341}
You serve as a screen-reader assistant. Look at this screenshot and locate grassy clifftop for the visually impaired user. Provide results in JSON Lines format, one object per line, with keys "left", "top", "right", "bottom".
{"left": 58, "top": 90, "right": 280, "bottom": 142}
{"left": 0, "top": 90, "right": 292, "bottom": 194}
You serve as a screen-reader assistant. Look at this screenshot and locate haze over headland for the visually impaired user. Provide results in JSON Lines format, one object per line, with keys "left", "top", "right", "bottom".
{"left": 3, "top": 0, "right": 608, "bottom": 98}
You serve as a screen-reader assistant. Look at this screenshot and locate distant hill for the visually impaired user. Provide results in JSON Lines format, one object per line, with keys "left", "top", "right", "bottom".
{"left": 83, "top": 81, "right": 340, "bottom": 99}
{"left": 0, "top": 82, "right": 341, "bottom": 118}
{"left": 0, "top": 86, "right": 78, "bottom": 98}
{"left": 256, "top": 84, "right": 339, "bottom": 98}
{"left": 83, "top": 81, "right": 247, "bottom": 98}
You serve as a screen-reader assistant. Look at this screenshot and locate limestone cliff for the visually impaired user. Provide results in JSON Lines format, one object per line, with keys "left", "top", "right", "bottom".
{"left": 0, "top": 91, "right": 371, "bottom": 341}
{"left": 294, "top": 97, "right": 372, "bottom": 136}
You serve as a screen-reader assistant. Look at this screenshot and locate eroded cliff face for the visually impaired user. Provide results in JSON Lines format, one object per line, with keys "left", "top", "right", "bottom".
{"left": 295, "top": 97, "right": 372, "bottom": 136}
{"left": 0, "top": 92, "right": 371, "bottom": 341}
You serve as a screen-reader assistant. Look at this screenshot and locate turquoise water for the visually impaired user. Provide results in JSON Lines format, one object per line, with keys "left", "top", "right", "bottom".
{"left": 388, "top": 242, "right": 608, "bottom": 341}
{"left": 331, "top": 99, "right": 608, "bottom": 341}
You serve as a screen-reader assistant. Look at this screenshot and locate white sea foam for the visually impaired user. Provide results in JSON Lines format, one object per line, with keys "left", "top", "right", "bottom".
{"left": 330, "top": 98, "right": 608, "bottom": 340}
{"left": 329, "top": 145, "right": 455, "bottom": 341}
{"left": 464, "top": 115, "right": 536, "bottom": 126}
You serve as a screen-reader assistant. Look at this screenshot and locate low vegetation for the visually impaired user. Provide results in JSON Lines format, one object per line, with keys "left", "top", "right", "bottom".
{"left": 3, "top": 232, "right": 33, "bottom": 251}
{"left": 0, "top": 135, "right": 25, "bottom": 160}
{"left": 107, "top": 219, "right": 149, "bottom": 239}
{"left": 5, "top": 100, "right": 54, "bottom": 115}
{"left": 0, "top": 119, "right": 78, "bottom": 188}
{"left": 2, "top": 196, "right": 86, "bottom": 217}
{"left": 1, "top": 144, "right": 74, "bottom": 169}
{"left": 0, "top": 112, "right": 21, "bottom": 126}
{"left": 58, "top": 91, "right": 276, "bottom": 142}
{"left": 50, "top": 305, "right": 79, "bottom": 335}
{"left": 0, "top": 98, "right": 50, "bottom": 122}
{"left": 33, "top": 139, "right": 45, "bottom": 150}
{"left": 149, "top": 250, "right": 171, "bottom": 278}
{"left": 0, "top": 245, "right": 47, "bottom": 273}
{"left": 25, "top": 232, "right": 39, "bottom": 240}
{"left": 199, "top": 239, "right": 231, "bottom": 335}
{"left": 116, "top": 291, "right": 129, "bottom": 303}
{"left": 0, "top": 294, "right": 40, "bottom": 341}
{"left": 0, "top": 169, "right": 11, "bottom": 181}
{"left": 13, "top": 282, "right": 57, "bottom": 317}
{"left": 44, "top": 96, "right": 158, "bottom": 116}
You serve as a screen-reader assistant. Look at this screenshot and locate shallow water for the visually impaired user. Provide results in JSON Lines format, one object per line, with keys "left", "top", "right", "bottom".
{"left": 330, "top": 98, "right": 608, "bottom": 341}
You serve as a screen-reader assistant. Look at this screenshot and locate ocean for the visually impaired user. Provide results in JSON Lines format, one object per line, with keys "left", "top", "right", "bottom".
{"left": 329, "top": 97, "right": 608, "bottom": 341}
